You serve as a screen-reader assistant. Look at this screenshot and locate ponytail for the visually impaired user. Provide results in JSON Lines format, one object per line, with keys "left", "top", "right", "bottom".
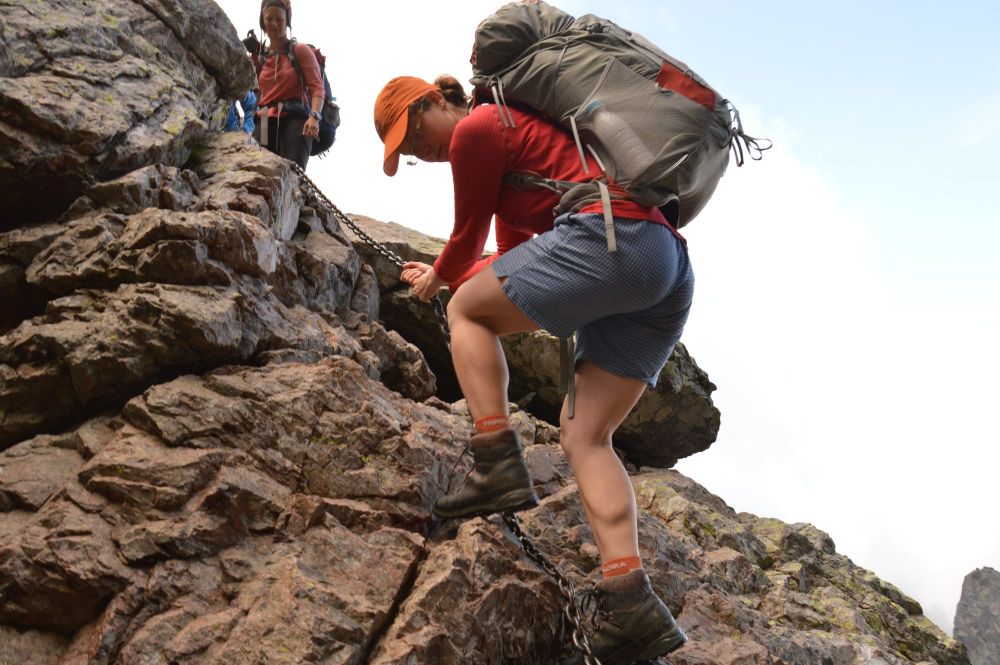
{"left": 434, "top": 75, "right": 468, "bottom": 107}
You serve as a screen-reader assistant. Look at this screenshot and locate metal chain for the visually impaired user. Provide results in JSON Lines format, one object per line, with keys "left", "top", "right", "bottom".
{"left": 502, "top": 513, "right": 603, "bottom": 665}
{"left": 291, "top": 162, "right": 599, "bottom": 665}
{"left": 292, "top": 163, "right": 451, "bottom": 345}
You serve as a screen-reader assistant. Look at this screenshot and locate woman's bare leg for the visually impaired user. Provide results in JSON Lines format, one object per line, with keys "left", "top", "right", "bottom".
{"left": 445, "top": 268, "right": 538, "bottom": 420}
{"left": 559, "top": 361, "right": 647, "bottom": 564}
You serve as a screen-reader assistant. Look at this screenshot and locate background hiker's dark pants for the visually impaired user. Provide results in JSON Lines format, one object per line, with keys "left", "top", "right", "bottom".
{"left": 254, "top": 114, "right": 312, "bottom": 169}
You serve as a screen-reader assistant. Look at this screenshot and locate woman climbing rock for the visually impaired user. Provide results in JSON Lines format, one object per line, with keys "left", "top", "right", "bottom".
{"left": 373, "top": 74, "right": 693, "bottom": 665}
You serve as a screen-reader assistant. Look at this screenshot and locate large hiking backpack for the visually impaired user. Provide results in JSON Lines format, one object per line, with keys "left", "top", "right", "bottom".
{"left": 252, "top": 33, "right": 341, "bottom": 157}
{"left": 471, "top": 0, "right": 767, "bottom": 228}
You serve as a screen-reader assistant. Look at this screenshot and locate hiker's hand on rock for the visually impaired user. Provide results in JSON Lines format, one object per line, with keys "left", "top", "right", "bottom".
{"left": 410, "top": 267, "right": 445, "bottom": 303}
{"left": 401, "top": 261, "right": 431, "bottom": 285}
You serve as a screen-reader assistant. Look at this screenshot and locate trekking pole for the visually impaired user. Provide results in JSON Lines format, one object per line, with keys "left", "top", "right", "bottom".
{"left": 292, "top": 163, "right": 601, "bottom": 665}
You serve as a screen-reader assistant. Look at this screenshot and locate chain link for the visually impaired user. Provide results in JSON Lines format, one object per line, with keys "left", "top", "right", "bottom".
{"left": 502, "top": 513, "right": 603, "bottom": 665}
{"left": 291, "top": 162, "right": 599, "bottom": 665}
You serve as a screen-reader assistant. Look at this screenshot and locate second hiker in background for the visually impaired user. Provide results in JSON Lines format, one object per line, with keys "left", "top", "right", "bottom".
{"left": 251, "top": 0, "right": 323, "bottom": 169}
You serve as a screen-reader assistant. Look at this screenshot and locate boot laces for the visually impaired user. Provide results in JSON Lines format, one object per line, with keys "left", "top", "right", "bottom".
{"left": 444, "top": 444, "right": 473, "bottom": 494}
{"left": 576, "top": 586, "right": 618, "bottom": 631}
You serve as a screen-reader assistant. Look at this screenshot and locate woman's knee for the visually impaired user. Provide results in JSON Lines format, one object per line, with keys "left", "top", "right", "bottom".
{"left": 446, "top": 275, "right": 494, "bottom": 326}
{"left": 559, "top": 419, "right": 612, "bottom": 462}
{"left": 445, "top": 291, "right": 470, "bottom": 327}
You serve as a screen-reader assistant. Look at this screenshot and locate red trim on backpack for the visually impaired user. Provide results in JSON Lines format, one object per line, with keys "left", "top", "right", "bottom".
{"left": 656, "top": 62, "right": 715, "bottom": 110}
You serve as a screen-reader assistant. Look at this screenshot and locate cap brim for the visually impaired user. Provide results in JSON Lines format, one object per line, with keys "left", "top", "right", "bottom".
{"left": 381, "top": 111, "right": 409, "bottom": 177}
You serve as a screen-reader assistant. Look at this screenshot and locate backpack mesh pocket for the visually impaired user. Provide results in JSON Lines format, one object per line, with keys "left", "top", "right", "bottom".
{"left": 574, "top": 57, "right": 715, "bottom": 202}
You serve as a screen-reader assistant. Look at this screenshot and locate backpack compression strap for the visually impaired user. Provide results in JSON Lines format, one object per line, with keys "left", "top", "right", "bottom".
{"left": 505, "top": 172, "right": 623, "bottom": 253}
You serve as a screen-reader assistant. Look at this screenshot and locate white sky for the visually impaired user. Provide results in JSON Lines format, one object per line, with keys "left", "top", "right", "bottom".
{"left": 214, "top": 0, "right": 1000, "bottom": 635}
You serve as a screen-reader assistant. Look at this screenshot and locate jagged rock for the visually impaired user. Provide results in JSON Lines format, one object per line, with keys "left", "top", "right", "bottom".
{"left": 191, "top": 132, "right": 308, "bottom": 240}
{"left": 0, "top": 223, "right": 66, "bottom": 334}
{"left": 0, "top": 489, "right": 144, "bottom": 633}
{"left": 277, "top": 213, "right": 362, "bottom": 320}
{"left": 0, "top": 139, "right": 425, "bottom": 448}
{"left": 955, "top": 567, "right": 1000, "bottom": 665}
{"left": 369, "top": 518, "right": 566, "bottom": 665}
{"left": 350, "top": 262, "right": 382, "bottom": 324}
{"left": 380, "top": 286, "right": 460, "bottom": 397}
{"left": 355, "top": 321, "right": 437, "bottom": 401}
{"left": 633, "top": 471, "right": 968, "bottom": 665}
{"left": 0, "top": 255, "right": 969, "bottom": 665}
{"left": 0, "top": 431, "right": 82, "bottom": 511}
{"left": 23, "top": 208, "right": 280, "bottom": 293}
{"left": 346, "top": 213, "right": 720, "bottom": 467}
{"left": 0, "top": 625, "right": 69, "bottom": 665}
{"left": 0, "top": 0, "right": 255, "bottom": 228}
{"left": 84, "top": 164, "right": 202, "bottom": 214}
{"left": 0, "top": 282, "right": 341, "bottom": 448}
{"left": 0, "top": 357, "right": 571, "bottom": 661}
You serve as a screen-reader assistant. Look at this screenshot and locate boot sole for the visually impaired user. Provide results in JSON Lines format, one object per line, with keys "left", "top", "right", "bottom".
{"left": 433, "top": 488, "right": 539, "bottom": 520}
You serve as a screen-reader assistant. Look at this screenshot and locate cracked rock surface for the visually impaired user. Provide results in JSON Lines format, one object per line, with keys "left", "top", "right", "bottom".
{"left": 954, "top": 567, "right": 1000, "bottom": 665}
{"left": 0, "top": 0, "right": 255, "bottom": 228}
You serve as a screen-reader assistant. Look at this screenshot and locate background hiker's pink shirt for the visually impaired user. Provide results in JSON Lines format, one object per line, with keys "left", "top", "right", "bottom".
{"left": 433, "top": 105, "right": 669, "bottom": 290}
{"left": 256, "top": 43, "right": 324, "bottom": 117}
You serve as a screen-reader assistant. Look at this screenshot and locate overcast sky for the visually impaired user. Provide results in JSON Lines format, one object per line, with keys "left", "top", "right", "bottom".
{"left": 215, "top": 0, "right": 1000, "bottom": 634}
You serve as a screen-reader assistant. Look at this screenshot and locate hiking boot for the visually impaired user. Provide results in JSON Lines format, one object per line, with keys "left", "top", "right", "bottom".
{"left": 576, "top": 569, "right": 687, "bottom": 665}
{"left": 433, "top": 428, "right": 539, "bottom": 519}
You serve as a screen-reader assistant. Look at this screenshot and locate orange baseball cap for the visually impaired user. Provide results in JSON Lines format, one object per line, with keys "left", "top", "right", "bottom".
{"left": 374, "top": 76, "right": 437, "bottom": 176}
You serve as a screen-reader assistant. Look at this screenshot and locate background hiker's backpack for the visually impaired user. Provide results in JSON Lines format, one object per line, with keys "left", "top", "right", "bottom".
{"left": 470, "top": 0, "right": 767, "bottom": 228}
{"left": 251, "top": 33, "right": 341, "bottom": 157}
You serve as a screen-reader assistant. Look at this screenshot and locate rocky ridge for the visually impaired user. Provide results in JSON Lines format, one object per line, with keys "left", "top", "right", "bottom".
{"left": 954, "top": 567, "right": 1000, "bottom": 665}
{"left": 0, "top": 1, "right": 970, "bottom": 664}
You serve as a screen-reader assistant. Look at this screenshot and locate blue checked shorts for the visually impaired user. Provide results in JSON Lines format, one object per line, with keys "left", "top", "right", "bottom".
{"left": 492, "top": 213, "right": 694, "bottom": 387}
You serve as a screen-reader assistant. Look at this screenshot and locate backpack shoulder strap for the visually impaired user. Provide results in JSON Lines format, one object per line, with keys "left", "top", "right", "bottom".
{"left": 285, "top": 38, "right": 312, "bottom": 99}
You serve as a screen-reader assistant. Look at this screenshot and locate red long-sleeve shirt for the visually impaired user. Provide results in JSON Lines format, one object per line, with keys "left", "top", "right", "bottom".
{"left": 256, "top": 42, "right": 324, "bottom": 117}
{"left": 433, "top": 105, "right": 668, "bottom": 289}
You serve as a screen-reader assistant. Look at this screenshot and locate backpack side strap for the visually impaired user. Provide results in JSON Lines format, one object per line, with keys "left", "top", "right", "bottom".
{"left": 559, "top": 335, "right": 577, "bottom": 420}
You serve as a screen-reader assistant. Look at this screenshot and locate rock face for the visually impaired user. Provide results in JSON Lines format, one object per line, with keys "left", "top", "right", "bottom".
{"left": 0, "top": 0, "right": 255, "bottom": 228}
{"left": 955, "top": 567, "right": 1000, "bottom": 665}
{"left": 0, "top": 4, "right": 969, "bottom": 664}
{"left": 347, "top": 214, "right": 720, "bottom": 468}
{"left": 0, "top": 133, "right": 432, "bottom": 450}
{"left": 0, "top": 382, "right": 970, "bottom": 664}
